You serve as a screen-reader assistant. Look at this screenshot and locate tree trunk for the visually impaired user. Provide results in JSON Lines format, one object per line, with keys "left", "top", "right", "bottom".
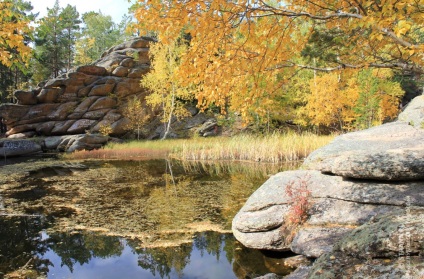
{"left": 161, "top": 85, "right": 176, "bottom": 140}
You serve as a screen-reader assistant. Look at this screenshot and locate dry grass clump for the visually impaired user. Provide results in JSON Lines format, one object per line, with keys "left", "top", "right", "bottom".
{"left": 64, "top": 147, "right": 169, "bottom": 160}
{"left": 65, "top": 132, "right": 334, "bottom": 163}
{"left": 178, "top": 132, "right": 333, "bottom": 163}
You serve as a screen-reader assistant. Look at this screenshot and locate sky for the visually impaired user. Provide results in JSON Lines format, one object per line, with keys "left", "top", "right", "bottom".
{"left": 30, "top": 0, "right": 134, "bottom": 23}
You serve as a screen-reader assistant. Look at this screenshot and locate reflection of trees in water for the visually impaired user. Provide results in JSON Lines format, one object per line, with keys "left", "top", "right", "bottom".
{"left": 47, "top": 232, "right": 124, "bottom": 272}
{"left": 1, "top": 159, "right": 297, "bottom": 277}
{"left": 134, "top": 244, "right": 192, "bottom": 278}
{"left": 0, "top": 216, "right": 50, "bottom": 276}
{"left": 194, "top": 232, "right": 235, "bottom": 264}
{"left": 127, "top": 232, "right": 235, "bottom": 279}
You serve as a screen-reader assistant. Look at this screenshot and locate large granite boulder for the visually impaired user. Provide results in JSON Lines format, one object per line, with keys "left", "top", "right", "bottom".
{"left": 232, "top": 95, "right": 424, "bottom": 278}
{"left": 397, "top": 94, "right": 424, "bottom": 128}
{"left": 307, "top": 209, "right": 424, "bottom": 278}
{"left": 43, "top": 134, "right": 110, "bottom": 152}
{"left": 303, "top": 122, "right": 424, "bottom": 181}
{"left": 232, "top": 170, "right": 423, "bottom": 253}
{"left": 0, "top": 37, "right": 213, "bottom": 141}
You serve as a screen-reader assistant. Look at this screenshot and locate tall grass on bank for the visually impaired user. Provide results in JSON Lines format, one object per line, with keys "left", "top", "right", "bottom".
{"left": 65, "top": 133, "right": 334, "bottom": 163}
{"left": 178, "top": 133, "right": 333, "bottom": 163}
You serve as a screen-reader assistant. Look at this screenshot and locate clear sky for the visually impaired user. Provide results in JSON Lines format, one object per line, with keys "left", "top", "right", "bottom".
{"left": 30, "top": 0, "right": 134, "bottom": 23}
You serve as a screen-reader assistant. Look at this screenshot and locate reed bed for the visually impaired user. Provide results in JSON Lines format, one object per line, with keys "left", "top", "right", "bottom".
{"left": 65, "top": 132, "right": 334, "bottom": 163}
{"left": 177, "top": 133, "right": 334, "bottom": 163}
{"left": 64, "top": 147, "right": 169, "bottom": 160}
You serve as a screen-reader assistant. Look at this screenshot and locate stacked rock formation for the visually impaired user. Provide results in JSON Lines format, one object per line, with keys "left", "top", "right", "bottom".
{"left": 0, "top": 37, "right": 154, "bottom": 138}
{"left": 233, "top": 96, "right": 424, "bottom": 278}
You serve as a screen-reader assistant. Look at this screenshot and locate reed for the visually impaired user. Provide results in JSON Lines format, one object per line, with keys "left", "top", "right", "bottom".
{"left": 177, "top": 132, "right": 334, "bottom": 163}
{"left": 65, "top": 132, "right": 334, "bottom": 163}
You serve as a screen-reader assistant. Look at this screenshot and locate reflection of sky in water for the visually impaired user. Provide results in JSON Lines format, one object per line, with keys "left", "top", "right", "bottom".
{"left": 41, "top": 233, "right": 235, "bottom": 279}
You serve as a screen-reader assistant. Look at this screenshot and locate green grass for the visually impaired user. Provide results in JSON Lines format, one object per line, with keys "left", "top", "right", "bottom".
{"left": 65, "top": 132, "right": 334, "bottom": 163}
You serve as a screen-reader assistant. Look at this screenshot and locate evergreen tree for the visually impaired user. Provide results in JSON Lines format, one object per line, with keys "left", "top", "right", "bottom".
{"left": 32, "top": 0, "right": 80, "bottom": 83}
{"left": 60, "top": 5, "right": 81, "bottom": 72}
{"left": 74, "top": 12, "right": 131, "bottom": 65}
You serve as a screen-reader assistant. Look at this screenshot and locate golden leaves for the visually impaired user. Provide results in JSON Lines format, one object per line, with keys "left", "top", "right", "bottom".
{"left": 132, "top": 0, "right": 422, "bottom": 124}
{"left": 0, "top": 1, "right": 33, "bottom": 67}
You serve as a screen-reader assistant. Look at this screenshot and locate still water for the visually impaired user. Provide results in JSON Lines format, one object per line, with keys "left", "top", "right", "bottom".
{"left": 0, "top": 159, "right": 297, "bottom": 278}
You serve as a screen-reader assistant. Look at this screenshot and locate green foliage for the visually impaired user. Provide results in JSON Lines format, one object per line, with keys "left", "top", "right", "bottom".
{"left": 74, "top": 12, "right": 132, "bottom": 65}
{"left": 354, "top": 69, "right": 405, "bottom": 129}
{"left": 31, "top": 0, "right": 81, "bottom": 82}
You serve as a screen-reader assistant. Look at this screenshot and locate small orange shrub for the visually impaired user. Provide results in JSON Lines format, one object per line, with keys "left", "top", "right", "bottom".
{"left": 285, "top": 175, "right": 312, "bottom": 225}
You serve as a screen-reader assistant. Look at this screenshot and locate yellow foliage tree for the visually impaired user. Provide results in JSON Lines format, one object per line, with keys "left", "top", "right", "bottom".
{"left": 141, "top": 37, "right": 192, "bottom": 140}
{"left": 132, "top": 0, "right": 423, "bottom": 122}
{"left": 306, "top": 71, "right": 358, "bottom": 130}
{"left": 123, "top": 96, "right": 148, "bottom": 140}
{"left": 0, "top": 0, "right": 32, "bottom": 67}
{"left": 305, "top": 69, "right": 404, "bottom": 131}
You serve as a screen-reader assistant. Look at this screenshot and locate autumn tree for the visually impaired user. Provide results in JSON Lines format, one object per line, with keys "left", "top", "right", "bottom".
{"left": 0, "top": 0, "right": 32, "bottom": 67}
{"left": 133, "top": 0, "right": 424, "bottom": 123}
{"left": 141, "top": 37, "right": 192, "bottom": 140}
{"left": 305, "top": 69, "right": 404, "bottom": 131}
{"left": 0, "top": 0, "right": 34, "bottom": 103}
{"left": 122, "top": 96, "right": 148, "bottom": 140}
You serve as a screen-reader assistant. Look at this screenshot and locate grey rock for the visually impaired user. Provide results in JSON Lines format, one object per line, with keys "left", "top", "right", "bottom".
{"left": 45, "top": 134, "right": 109, "bottom": 152}
{"left": 44, "top": 136, "right": 64, "bottom": 149}
{"left": 67, "top": 119, "right": 97, "bottom": 134}
{"left": 0, "top": 140, "right": 41, "bottom": 157}
{"left": 197, "top": 118, "right": 218, "bottom": 136}
{"left": 74, "top": 96, "right": 100, "bottom": 113}
{"left": 232, "top": 170, "right": 424, "bottom": 252}
{"left": 283, "top": 267, "right": 312, "bottom": 279}
{"left": 290, "top": 227, "right": 353, "bottom": 257}
{"left": 255, "top": 273, "right": 284, "bottom": 279}
{"left": 308, "top": 231, "right": 424, "bottom": 278}
{"left": 303, "top": 121, "right": 424, "bottom": 181}
{"left": 335, "top": 207, "right": 424, "bottom": 259}
{"left": 398, "top": 95, "right": 424, "bottom": 128}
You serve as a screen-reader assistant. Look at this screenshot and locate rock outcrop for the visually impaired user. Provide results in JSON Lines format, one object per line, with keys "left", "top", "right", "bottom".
{"left": 0, "top": 37, "right": 213, "bottom": 141}
{"left": 0, "top": 134, "right": 111, "bottom": 156}
{"left": 232, "top": 95, "right": 424, "bottom": 278}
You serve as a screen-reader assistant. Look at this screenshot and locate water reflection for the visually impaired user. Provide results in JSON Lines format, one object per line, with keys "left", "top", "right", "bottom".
{"left": 0, "top": 159, "right": 299, "bottom": 278}
{"left": 0, "top": 217, "right": 294, "bottom": 279}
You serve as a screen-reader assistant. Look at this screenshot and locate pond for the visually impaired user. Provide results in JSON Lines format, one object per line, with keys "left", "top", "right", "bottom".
{"left": 0, "top": 158, "right": 299, "bottom": 278}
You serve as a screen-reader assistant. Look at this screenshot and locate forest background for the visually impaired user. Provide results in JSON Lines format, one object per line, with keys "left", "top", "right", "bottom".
{"left": 1, "top": 0, "right": 423, "bottom": 134}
